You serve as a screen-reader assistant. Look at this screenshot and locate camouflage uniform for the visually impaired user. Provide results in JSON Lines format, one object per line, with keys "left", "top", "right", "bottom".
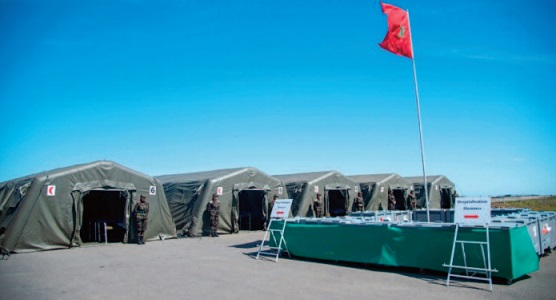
{"left": 208, "top": 194, "right": 220, "bottom": 237}
{"left": 265, "top": 195, "right": 279, "bottom": 228}
{"left": 269, "top": 195, "right": 278, "bottom": 216}
{"left": 135, "top": 195, "right": 149, "bottom": 244}
{"left": 356, "top": 192, "right": 364, "bottom": 212}
{"left": 387, "top": 189, "right": 396, "bottom": 210}
{"left": 314, "top": 193, "right": 323, "bottom": 218}
{"left": 407, "top": 190, "right": 416, "bottom": 210}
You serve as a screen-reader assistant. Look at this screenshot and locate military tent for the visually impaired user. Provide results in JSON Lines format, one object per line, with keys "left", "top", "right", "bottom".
{"left": 349, "top": 173, "right": 413, "bottom": 210}
{"left": 0, "top": 160, "right": 176, "bottom": 254}
{"left": 157, "top": 167, "right": 286, "bottom": 236}
{"left": 274, "top": 171, "right": 358, "bottom": 217}
{"left": 405, "top": 175, "right": 457, "bottom": 209}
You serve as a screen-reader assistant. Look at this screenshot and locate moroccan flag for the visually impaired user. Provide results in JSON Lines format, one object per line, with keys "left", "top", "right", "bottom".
{"left": 379, "top": 2, "right": 413, "bottom": 59}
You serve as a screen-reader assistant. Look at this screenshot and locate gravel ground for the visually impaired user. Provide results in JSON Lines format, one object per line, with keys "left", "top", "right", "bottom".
{"left": 1, "top": 231, "right": 555, "bottom": 300}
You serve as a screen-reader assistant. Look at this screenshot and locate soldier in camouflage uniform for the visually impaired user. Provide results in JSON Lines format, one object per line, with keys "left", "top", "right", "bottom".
{"left": 314, "top": 193, "right": 323, "bottom": 218}
{"left": 356, "top": 192, "right": 364, "bottom": 212}
{"left": 387, "top": 189, "right": 396, "bottom": 210}
{"left": 134, "top": 195, "right": 149, "bottom": 245}
{"left": 264, "top": 194, "right": 279, "bottom": 228}
{"left": 269, "top": 194, "right": 279, "bottom": 215}
{"left": 407, "top": 190, "right": 416, "bottom": 210}
{"left": 208, "top": 193, "right": 220, "bottom": 237}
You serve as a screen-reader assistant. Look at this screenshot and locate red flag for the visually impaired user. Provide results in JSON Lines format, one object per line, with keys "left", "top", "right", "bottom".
{"left": 379, "top": 2, "right": 413, "bottom": 59}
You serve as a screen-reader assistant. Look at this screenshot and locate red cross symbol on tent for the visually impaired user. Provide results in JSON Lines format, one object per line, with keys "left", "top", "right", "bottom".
{"left": 47, "top": 185, "right": 56, "bottom": 196}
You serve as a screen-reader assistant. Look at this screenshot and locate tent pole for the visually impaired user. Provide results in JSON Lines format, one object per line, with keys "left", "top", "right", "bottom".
{"left": 407, "top": 10, "right": 430, "bottom": 222}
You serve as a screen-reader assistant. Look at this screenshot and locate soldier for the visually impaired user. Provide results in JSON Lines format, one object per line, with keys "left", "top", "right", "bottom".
{"left": 314, "top": 193, "right": 323, "bottom": 218}
{"left": 387, "top": 189, "right": 396, "bottom": 210}
{"left": 269, "top": 194, "right": 279, "bottom": 216}
{"left": 407, "top": 190, "right": 416, "bottom": 210}
{"left": 451, "top": 190, "right": 459, "bottom": 208}
{"left": 134, "top": 195, "right": 149, "bottom": 245}
{"left": 356, "top": 192, "right": 364, "bottom": 212}
{"left": 264, "top": 194, "right": 279, "bottom": 228}
{"left": 208, "top": 193, "right": 220, "bottom": 237}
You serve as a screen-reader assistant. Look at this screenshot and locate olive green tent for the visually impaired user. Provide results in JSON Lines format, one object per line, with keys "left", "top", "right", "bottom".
{"left": 157, "top": 167, "right": 286, "bottom": 236}
{"left": 0, "top": 160, "right": 176, "bottom": 254}
{"left": 405, "top": 175, "right": 457, "bottom": 209}
{"left": 274, "top": 171, "right": 358, "bottom": 217}
{"left": 349, "top": 173, "right": 413, "bottom": 210}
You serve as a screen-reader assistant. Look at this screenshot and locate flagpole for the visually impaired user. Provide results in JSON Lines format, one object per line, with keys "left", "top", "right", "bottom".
{"left": 407, "top": 10, "right": 430, "bottom": 223}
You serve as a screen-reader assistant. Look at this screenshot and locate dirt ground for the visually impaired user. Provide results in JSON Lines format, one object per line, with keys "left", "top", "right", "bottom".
{"left": 1, "top": 231, "right": 555, "bottom": 300}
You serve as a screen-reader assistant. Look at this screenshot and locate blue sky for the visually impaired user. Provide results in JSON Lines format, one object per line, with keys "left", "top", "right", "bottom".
{"left": 1, "top": 0, "right": 555, "bottom": 196}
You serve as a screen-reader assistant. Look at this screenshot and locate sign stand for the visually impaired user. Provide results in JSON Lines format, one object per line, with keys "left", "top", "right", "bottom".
{"left": 256, "top": 199, "right": 293, "bottom": 262}
{"left": 443, "top": 197, "right": 497, "bottom": 291}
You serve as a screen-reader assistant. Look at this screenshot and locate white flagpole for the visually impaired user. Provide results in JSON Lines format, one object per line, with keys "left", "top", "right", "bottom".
{"left": 407, "top": 10, "right": 430, "bottom": 222}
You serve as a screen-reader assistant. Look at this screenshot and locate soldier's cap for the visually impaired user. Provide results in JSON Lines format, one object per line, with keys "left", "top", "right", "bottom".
{"left": 212, "top": 193, "right": 219, "bottom": 197}
{"left": 316, "top": 193, "right": 322, "bottom": 196}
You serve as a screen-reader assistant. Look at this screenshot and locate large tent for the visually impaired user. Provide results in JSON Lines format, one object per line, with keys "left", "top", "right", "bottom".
{"left": 0, "top": 160, "right": 176, "bottom": 254}
{"left": 405, "top": 175, "right": 457, "bottom": 209}
{"left": 157, "top": 167, "right": 286, "bottom": 236}
{"left": 274, "top": 171, "right": 358, "bottom": 217}
{"left": 349, "top": 173, "right": 413, "bottom": 210}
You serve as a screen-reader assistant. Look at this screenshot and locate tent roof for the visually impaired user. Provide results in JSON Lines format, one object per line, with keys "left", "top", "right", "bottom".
{"left": 0, "top": 160, "right": 152, "bottom": 185}
{"left": 348, "top": 173, "right": 400, "bottom": 184}
{"left": 274, "top": 171, "right": 340, "bottom": 184}
{"left": 405, "top": 175, "right": 454, "bottom": 186}
{"left": 156, "top": 167, "right": 270, "bottom": 184}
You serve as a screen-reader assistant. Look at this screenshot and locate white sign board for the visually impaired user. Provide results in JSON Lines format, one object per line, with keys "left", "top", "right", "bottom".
{"left": 454, "top": 197, "right": 491, "bottom": 225}
{"left": 216, "top": 187, "right": 223, "bottom": 195}
{"left": 270, "top": 199, "right": 293, "bottom": 219}
{"left": 149, "top": 186, "right": 157, "bottom": 195}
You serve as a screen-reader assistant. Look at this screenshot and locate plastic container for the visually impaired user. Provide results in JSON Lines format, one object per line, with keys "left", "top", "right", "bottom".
{"left": 493, "top": 216, "right": 542, "bottom": 256}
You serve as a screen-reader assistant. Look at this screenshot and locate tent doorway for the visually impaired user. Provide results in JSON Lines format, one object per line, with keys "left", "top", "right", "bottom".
{"left": 238, "top": 189, "right": 266, "bottom": 231}
{"left": 393, "top": 189, "right": 407, "bottom": 210}
{"left": 327, "top": 189, "right": 348, "bottom": 217}
{"left": 360, "top": 185, "right": 372, "bottom": 208}
{"left": 81, "top": 190, "right": 128, "bottom": 243}
{"left": 440, "top": 188, "right": 453, "bottom": 209}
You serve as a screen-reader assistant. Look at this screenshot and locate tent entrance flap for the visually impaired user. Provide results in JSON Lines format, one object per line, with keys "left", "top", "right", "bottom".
{"left": 327, "top": 189, "right": 348, "bottom": 217}
{"left": 238, "top": 189, "right": 266, "bottom": 231}
{"left": 81, "top": 190, "right": 127, "bottom": 243}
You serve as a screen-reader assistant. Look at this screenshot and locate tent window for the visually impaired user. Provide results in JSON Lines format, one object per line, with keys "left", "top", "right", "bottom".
{"left": 327, "top": 189, "right": 347, "bottom": 217}
{"left": 238, "top": 190, "right": 266, "bottom": 231}
{"left": 81, "top": 190, "right": 127, "bottom": 243}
